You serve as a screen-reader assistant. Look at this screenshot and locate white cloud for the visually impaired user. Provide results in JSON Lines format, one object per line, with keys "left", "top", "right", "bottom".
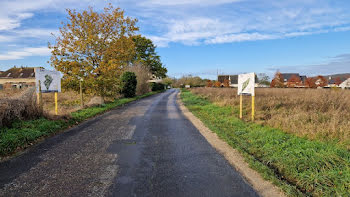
{"left": 12, "top": 28, "right": 59, "bottom": 38}
{"left": 0, "top": 35, "right": 14, "bottom": 42}
{"left": 0, "top": 11, "right": 34, "bottom": 31}
{"left": 0, "top": 47, "right": 51, "bottom": 60}
{"left": 334, "top": 26, "right": 350, "bottom": 32}
{"left": 0, "top": 0, "right": 97, "bottom": 31}
{"left": 16, "top": 13, "right": 34, "bottom": 19}
{"left": 0, "top": 0, "right": 350, "bottom": 50}
{"left": 141, "top": 0, "right": 240, "bottom": 6}
{"left": 147, "top": 36, "right": 170, "bottom": 47}
{"left": 149, "top": 17, "right": 243, "bottom": 46}
{"left": 0, "top": 28, "right": 57, "bottom": 43}
{"left": 0, "top": 17, "right": 21, "bottom": 31}
{"left": 142, "top": 0, "right": 350, "bottom": 47}
{"left": 205, "top": 33, "right": 278, "bottom": 44}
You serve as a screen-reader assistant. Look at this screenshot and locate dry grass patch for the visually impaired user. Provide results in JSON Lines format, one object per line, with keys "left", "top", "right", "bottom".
{"left": 0, "top": 88, "right": 41, "bottom": 127}
{"left": 42, "top": 91, "right": 94, "bottom": 116}
{"left": 0, "top": 88, "right": 96, "bottom": 127}
{"left": 191, "top": 87, "right": 350, "bottom": 147}
{"left": 0, "top": 89, "right": 25, "bottom": 99}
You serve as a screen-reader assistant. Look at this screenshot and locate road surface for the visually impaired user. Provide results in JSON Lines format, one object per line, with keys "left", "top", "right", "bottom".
{"left": 0, "top": 89, "right": 258, "bottom": 197}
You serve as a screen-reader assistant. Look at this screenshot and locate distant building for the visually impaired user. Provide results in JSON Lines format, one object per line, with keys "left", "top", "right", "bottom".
{"left": 272, "top": 72, "right": 350, "bottom": 88}
{"left": 281, "top": 73, "right": 299, "bottom": 82}
{"left": 147, "top": 74, "right": 163, "bottom": 83}
{"left": 340, "top": 78, "right": 350, "bottom": 89}
{"left": 280, "top": 73, "right": 307, "bottom": 86}
{"left": 326, "top": 74, "right": 350, "bottom": 87}
{"left": 0, "top": 67, "right": 38, "bottom": 90}
{"left": 218, "top": 74, "right": 259, "bottom": 88}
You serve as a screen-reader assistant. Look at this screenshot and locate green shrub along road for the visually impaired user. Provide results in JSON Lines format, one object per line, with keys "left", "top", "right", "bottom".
{"left": 181, "top": 89, "right": 350, "bottom": 197}
{"left": 121, "top": 71, "right": 137, "bottom": 98}
{"left": 0, "top": 91, "right": 162, "bottom": 158}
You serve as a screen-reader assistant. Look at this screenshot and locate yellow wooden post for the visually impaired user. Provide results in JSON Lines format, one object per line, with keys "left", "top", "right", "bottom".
{"left": 38, "top": 80, "right": 43, "bottom": 112}
{"left": 55, "top": 92, "right": 58, "bottom": 115}
{"left": 252, "top": 95, "right": 255, "bottom": 121}
{"left": 80, "top": 80, "right": 83, "bottom": 109}
{"left": 239, "top": 94, "right": 243, "bottom": 119}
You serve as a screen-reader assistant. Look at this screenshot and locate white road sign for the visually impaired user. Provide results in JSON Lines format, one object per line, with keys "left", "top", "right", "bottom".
{"left": 238, "top": 72, "right": 255, "bottom": 96}
{"left": 36, "top": 69, "right": 62, "bottom": 93}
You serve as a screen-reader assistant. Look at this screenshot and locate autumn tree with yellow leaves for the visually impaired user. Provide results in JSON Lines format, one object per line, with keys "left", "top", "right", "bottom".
{"left": 49, "top": 4, "right": 138, "bottom": 97}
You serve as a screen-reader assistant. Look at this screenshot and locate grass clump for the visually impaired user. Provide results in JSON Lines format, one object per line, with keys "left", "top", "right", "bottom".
{"left": 0, "top": 88, "right": 41, "bottom": 128}
{"left": 181, "top": 89, "right": 350, "bottom": 196}
{"left": 0, "top": 91, "right": 160, "bottom": 157}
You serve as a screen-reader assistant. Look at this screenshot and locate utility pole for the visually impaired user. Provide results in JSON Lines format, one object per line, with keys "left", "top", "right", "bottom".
{"left": 217, "top": 68, "right": 219, "bottom": 80}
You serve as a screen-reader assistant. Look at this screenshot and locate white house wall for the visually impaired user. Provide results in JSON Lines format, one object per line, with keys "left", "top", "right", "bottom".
{"left": 340, "top": 78, "right": 350, "bottom": 89}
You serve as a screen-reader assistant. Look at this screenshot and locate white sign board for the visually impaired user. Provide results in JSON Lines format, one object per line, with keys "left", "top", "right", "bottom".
{"left": 36, "top": 69, "right": 62, "bottom": 93}
{"left": 238, "top": 72, "right": 255, "bottom": 96}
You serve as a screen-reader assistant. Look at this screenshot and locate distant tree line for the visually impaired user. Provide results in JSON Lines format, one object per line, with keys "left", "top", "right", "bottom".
{"left": 170, "top": 75, "right": 209, "bottom": 88}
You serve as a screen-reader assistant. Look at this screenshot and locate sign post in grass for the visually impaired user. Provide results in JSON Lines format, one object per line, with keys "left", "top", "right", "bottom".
{"left": 238, "top": 72, "right": 255, "bottom": 121}
{"left": 239, "top": 94, "right": 243, "bottom": 119}
{"left": 80, "top": 79, "right": 83, "bottom": 109}
{"left": 55, "top": 91, "right": 58, "bottom": 115}
{"left": 37, "top": 80, "right": 43, "bottom": 112}
{"left": 36, "top": 68, "right": 62, "bottom": 115}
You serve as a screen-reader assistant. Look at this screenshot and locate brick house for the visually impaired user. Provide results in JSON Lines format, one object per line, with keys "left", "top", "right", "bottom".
{"left": 0, "top": 67, "right": 38, "bottom": 90}
{"left": 281, "top": 73, "right": 307, "bottom": 87}
{"left": 218, "top": 74, "right": 259, "bottom": 87}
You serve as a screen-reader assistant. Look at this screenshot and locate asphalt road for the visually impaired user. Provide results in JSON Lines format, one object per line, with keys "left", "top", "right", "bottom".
{"left": 0, "top": 89, "right": 258, "bottom": 197}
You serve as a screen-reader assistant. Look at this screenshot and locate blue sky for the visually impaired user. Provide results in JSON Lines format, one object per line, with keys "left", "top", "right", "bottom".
{"left": 0, "top": 0, "right": 350, "bottom": 79}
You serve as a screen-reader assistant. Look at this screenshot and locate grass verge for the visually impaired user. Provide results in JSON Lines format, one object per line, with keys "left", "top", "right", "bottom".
{"left": 181, "top": 89, "right": 350, "bottom": 196}
{"left": 0, "top": 91, "right": 161, "bottom": 158}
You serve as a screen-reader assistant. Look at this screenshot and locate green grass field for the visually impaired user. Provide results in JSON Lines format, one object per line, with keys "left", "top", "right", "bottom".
{"left": 0, "top": 91, "right": 160, "bottom": 158}
{"left": 181, "top": 89, "right": 350, "bottom": 196}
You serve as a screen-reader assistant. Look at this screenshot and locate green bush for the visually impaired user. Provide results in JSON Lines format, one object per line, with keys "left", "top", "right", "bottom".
{"left": 121, "top": 71, "right": 137, "bottom": 98}
{"left": 150, "top": 82, "right": 165, "bottom": 91}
